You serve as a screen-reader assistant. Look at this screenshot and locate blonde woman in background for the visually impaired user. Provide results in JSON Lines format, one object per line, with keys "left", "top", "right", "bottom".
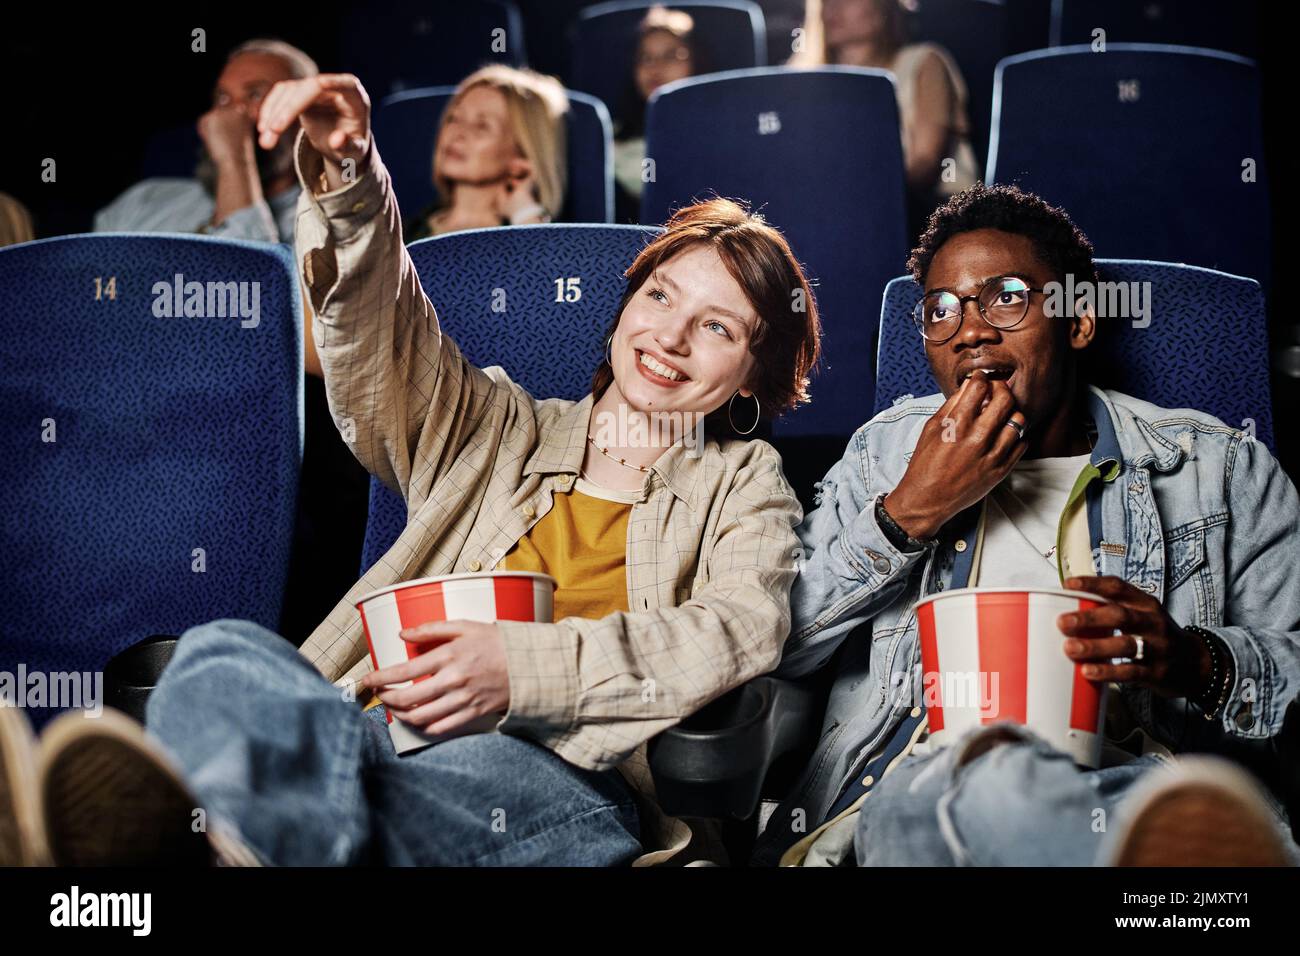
{"left": 406, "top": 65, "right": 569, "bottom": 241}
{"left": 791, "top": 0, "right": 978, "bottom": 228}
{"left": 0, "top": 193, "right": 36, "bottom": 247}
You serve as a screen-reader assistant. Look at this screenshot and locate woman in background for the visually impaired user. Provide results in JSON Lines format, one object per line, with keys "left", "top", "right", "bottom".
{"left": 405, "top": 65, "right": 568, "bottom": 241}
{"left": 0, "top": 193, "right": 35, "bottom": 247}
{"left": 613, "top": 6, "right": 699, "bottom": 223}
{"left": 791, "top": 0, "right": 978, "bottom": 231}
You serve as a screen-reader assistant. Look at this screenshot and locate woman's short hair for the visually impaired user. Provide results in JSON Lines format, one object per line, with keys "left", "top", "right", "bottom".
{"left": 434, "top": 65, "right": 570, "bottom": 219}
{"left": 592, "top": 197, "right": 822, "bottom": 428}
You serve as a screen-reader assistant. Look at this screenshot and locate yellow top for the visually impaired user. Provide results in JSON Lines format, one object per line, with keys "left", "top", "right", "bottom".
{"left": 363, "top": 476, "right": 636, "bottom": 711}
{"left": 502, "top": 476, "right": 637, "bottom": 619}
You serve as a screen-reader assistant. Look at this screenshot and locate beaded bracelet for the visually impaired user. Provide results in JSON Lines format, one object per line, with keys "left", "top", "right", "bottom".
{"left": 874, "top": 494, "right": 935, "bottom": 553}
{"left": 1185, "top": 625, "right": 1234, "bottom": 721}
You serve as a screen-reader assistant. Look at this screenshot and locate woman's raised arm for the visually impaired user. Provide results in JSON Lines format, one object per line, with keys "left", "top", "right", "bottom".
{"left": 258, "top": 74, "right": 501, "bottom": 502}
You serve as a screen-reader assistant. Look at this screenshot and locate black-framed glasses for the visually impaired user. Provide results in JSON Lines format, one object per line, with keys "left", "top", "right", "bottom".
{"left": 912, "top": 275, "right": 1046, "bottom": 344}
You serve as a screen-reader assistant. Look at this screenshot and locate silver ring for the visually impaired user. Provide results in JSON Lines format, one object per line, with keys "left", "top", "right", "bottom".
{"left": 1004, "top": 419, "right": 1026, "bottom": 440}
{"left": 1132, "top": 635, "right": 1145, "bottom": 661}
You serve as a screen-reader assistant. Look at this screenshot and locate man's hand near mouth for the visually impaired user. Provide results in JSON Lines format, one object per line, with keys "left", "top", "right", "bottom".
{"left": 881, "top": 369, "right": 1029, "bottom": 541}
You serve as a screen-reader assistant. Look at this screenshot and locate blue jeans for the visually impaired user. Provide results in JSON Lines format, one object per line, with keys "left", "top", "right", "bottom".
{"left": 855, "top": 722, "right": 1299, "bottom": 866}
{"left": 144, "top": 619, "right": 642, "bottom": 866}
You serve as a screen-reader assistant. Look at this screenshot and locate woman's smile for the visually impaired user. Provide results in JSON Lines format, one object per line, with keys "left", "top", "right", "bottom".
{"left": 634, "top": 348, "right": 690, "bottom": 386}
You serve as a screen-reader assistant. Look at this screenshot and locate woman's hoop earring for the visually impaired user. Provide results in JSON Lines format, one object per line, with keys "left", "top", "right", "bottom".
{"left": 728, "top": 391, "right": 761, "bottom": 435}
{"left": 605, "top": 334, "right": 614, "bottom": 367}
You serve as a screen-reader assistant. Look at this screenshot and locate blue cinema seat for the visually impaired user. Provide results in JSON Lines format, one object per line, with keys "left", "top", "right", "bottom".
{"left": 987, "top": 45, "right": 1270, "bottom": 287}
{"left": 873, "top": 259, "right": 1274, "bottom": 450}
{"left": 566, "top": 0, "right": 767, "bottom": 128}
{"left": 640, "top": 66, "right": 908, "bottom": 504}
{"left": 0, "top": 234, "right": 303, "bottom": 728}
{"left": 372, "top": 86, "right": 614, "bottom": 226}
{"left": 1049, "top": 0, "right": 1260, "bottom": 58}
{"left": 340, "top": 0, "right": 527, "bottom": 97}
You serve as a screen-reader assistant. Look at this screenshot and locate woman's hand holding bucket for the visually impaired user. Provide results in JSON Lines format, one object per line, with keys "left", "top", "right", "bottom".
{"left": 360, "top": 621, "right": 510, "bottom": 736}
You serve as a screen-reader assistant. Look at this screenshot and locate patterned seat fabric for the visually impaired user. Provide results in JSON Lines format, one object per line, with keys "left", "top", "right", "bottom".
{"left": 0, "top": 233, "right": 303, "bottom": 726}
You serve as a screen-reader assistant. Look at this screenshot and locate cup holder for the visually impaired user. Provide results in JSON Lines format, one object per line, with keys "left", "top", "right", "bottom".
{"left": 648, "top": 676, "right": 823, "bottom": 820}
{"left": 103, "top": 635, "right": 179, "bottom": 723}
{"left": 678, "top": 681, "right": 769, "bottom": 733}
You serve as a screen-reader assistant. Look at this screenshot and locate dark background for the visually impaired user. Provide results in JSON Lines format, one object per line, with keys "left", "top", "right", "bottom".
{"left": 2, "top": 0, "right": 1293, "bottom": 479}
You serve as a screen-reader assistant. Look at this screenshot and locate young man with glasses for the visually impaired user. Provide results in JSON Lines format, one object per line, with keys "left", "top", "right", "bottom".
{"left": 753, "top": 183, "right": 1300, "bottom": 867}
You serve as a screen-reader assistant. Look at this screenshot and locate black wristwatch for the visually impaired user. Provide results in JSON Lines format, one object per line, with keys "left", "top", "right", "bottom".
{"left": 874, "top": 494, "right": 936, "bottom": 553}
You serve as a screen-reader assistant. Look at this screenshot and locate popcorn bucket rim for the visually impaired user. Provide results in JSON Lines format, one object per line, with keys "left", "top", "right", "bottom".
{"left": 355, "top": 571, "right": 557, "bottom": 609}
{"left": 913, "top": 586, "right": 1112, "bottom": 614}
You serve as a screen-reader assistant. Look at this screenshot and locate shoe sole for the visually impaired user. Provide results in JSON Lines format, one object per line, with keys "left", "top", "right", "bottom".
{"left": 39, "top": 709, "right": 213, "bottom": 867}
{"left": 1112, "top": 767, "right": 1292, "bottom": 867}
{"left": 0, "top": 706, "right": 49, "bottom": 866}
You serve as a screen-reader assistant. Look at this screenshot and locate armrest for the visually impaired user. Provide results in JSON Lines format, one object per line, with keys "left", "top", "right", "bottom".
{"left": 647, "top": 676, "right": 822, "bottom": 820}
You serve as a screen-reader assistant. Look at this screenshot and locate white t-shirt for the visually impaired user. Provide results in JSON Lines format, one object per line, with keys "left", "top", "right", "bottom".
{"left": 975, "top": 454, "right": 1092, "bottom": 588}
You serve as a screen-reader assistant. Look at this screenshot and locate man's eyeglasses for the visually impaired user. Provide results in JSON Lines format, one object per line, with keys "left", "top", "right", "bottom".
{"left": 912, "top": 275, "right": 1046, "bottom": 344}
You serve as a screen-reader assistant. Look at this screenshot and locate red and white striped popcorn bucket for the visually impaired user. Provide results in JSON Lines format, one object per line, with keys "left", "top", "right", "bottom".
{"left": 914, "top": 587, "right": 1110, "bottom": 768}
{"left": 356, "top": 572, "right": 556, "bottom": 754}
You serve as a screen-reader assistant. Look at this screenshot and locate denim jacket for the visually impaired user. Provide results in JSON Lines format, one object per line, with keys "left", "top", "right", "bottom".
{"left": 760, "top": 386, "right": 1300, "bottom": 853}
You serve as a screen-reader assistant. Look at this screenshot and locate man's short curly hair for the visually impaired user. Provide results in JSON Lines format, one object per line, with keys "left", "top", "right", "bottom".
{"left": 908, "top": 183, "right": 1098, "bottom": 288}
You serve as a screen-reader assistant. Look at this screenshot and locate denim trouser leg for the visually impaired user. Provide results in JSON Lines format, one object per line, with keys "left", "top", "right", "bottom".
{"left": 358, "top": 705, "right": 642, "bottom": 866}
{"left": 145, "top": 619, "right": 642, "bottom": 866}
{"left": 855, "top": 722, "right": 1169, "bottom": 866}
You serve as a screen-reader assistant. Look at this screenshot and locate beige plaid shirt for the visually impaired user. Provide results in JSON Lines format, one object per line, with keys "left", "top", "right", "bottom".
{"left": 291, "top": 132, "right": 803, "bottom": 865}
